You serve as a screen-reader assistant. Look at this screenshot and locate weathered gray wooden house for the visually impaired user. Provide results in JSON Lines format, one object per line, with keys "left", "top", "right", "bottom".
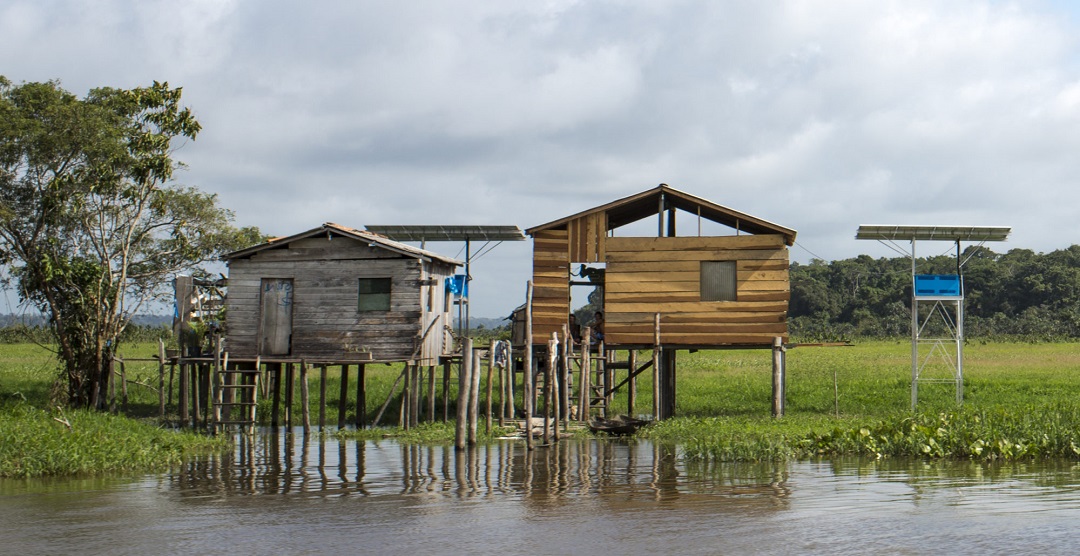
{"left": 223, "top": 223, "right": 461, "bottom": 364}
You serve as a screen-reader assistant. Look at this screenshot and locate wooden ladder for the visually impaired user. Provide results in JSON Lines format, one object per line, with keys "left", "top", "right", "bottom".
{"left": 212, "top": 365, "right": 260, "bottom": 434}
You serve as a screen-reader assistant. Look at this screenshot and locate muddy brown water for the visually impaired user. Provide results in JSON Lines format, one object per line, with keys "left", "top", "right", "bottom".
{"left": 4, "top": 429, "right": 1080, "bottom": 554}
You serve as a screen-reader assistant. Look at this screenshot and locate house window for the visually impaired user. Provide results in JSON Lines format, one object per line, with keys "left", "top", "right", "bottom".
{"left": 701, "top": 261, "right": 737, "bottom": 301}
{"left": 358, "top": 278, "right": 392, "bottom": 311}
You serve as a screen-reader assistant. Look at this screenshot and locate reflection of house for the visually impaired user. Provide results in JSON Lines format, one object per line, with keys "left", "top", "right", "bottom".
{"left": 525, "top": 184, "right": 797, "bottom": 348}
{"left": 223, "top": 223, "right": 461, "bottom": 364}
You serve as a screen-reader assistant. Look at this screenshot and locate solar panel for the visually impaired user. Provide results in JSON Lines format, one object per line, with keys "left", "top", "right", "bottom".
{"left": 855, "top": 225, "right": 1011, "bottom": 242}
{"left": 365, "top": 225, "right": 526, "bottom": 242}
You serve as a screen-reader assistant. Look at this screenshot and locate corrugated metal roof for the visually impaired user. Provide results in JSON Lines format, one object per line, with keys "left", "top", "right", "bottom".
{"left": 222, "top": 222, "right": 463, "bottom": 265}
{"left": 525, "top": 183, "right": 797, "bottom": 245}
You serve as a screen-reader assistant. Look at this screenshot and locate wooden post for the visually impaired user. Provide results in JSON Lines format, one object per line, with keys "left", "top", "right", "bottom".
{"left": 772, "top": 337, "right": 785, "bottom": 418}
{"left": 469, "top": 347, "right": 481, "bottom": 446}
{"left": 524, "top": 281, "right": 534, "bottom": 451}
{"left": 427, "top": 365, "right": 436, "bottom": 424}
{"left": 158, "top": 340, "right": 167, "bottom": 419}
{"left": 543, "top": 334, "right": 554, "bottom": 441}
{"left": 549, "top": 332, "right": 560, "bottom": 442}
{"left": 356, "top": 363, "right": 366, "bottom": 429}
{"left": 108, "top": 357, "right": 117, "bottom": 414}
{"left": 661, "top": 349, "right": 676, "bottom": 420}
{"left": 285, "top": 363, "right": 295, "bottom": 427}
{"left": 300, "top": 361, "right": 311, "bottom": 432}
{"left": 560, "top": 325, "right": 570, "bottom": 430}
{"left": 486, "top": 340, "right": 495, "bottom": 435}
{"left": 412, "top": 363, "right": 421, "bottom": 427}
{"left": 456, "top": 339, "right": 473, "bottom": 450}
{"left": 628, "top": 349, "right": 638, "bottom": 416}
{"left": 337, "top": 364, "right": 349, "bottom": 429}
{"left": 270, "top": 363, "right": 281, "bottom": 428}
{"left": 191, "top": 364, "right": 201, "bottom": 428}
{"left": 403, "top": 362, "right": 412, "bottom": 431}
{"left": 319, "top": 365, "right": 327, "bottom": 430}
{"left": 442, "top": 359, "right": 451, "bottom": 422}
{"left": 652, "top": 313, "right": 661, "bottom": 420}
{"left": 178, "top": 360, "right": 188, "bottom": 425}
{"left": 579, "top": 327, "right": 591, "bottom": 422}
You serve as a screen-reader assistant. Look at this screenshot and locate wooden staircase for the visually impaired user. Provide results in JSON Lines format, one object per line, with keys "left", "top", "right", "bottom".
{"left": 212, "top": 365, "right": 260, "bottom": 434}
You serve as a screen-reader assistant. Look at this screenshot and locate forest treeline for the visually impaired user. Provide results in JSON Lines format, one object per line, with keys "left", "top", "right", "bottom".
{"left": 790, "top": 245, "right": 1080, "bottom": 341}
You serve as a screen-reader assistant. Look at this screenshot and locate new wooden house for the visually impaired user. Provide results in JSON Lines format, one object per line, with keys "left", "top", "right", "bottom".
{"left": 223, "top": 223, "right": 461, "bottom": 364}
{"left": 525, "top": 184, "right": 797, "bottom": 348}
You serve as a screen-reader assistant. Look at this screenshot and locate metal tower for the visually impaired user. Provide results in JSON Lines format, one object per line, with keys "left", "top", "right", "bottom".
{"left": 856, "top": 225, "right": 1010, "bottom": 409}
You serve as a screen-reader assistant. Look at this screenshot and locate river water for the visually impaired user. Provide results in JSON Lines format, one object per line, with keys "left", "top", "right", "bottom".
{"left": 4, "top": 429, "right": 1080, "bottom": 554}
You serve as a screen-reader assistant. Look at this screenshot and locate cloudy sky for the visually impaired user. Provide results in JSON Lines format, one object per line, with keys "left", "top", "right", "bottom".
{"left": 3, "top": 0, "right": 1080, "bottom": 317}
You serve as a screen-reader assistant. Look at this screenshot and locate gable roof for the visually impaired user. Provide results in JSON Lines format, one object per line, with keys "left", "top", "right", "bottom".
{"left": 526, "top": 183, "right": 797, "bottom": 245}
{"left": 223, "top": 222, "right": 463, "bottom": 265}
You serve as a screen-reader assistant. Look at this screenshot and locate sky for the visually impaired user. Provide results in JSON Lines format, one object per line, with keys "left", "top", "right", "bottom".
{"left": 3, "top": 0, "right": 1080, "bottom": 318}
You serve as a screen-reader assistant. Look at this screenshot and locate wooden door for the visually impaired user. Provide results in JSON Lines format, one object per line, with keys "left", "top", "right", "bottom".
{"left": 259, "top": 278, "right": 293, "bottom": 355}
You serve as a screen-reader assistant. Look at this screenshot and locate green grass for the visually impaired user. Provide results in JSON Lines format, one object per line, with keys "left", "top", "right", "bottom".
{"left": 6, "top": 340, "right": 1080, "bottom": 471}
{"left": 0, "top": 342, "right": 225, "bottom": 478}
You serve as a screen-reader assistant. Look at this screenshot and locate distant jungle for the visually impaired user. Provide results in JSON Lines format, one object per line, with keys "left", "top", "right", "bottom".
{"left": 791, "top": 246, "right": 1080, "bottom": 341}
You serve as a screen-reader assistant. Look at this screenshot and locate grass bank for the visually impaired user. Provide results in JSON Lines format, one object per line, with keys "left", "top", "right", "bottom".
{"left": 0, "top": 343, "right": 225, "bottom": 478}
{"left": 5, "top": 340, "right": 1080, "bottom": 471}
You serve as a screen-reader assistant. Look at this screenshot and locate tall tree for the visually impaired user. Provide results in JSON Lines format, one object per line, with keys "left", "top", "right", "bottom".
{"left": 0, "top": 77, "right": 260, "bottom": 408}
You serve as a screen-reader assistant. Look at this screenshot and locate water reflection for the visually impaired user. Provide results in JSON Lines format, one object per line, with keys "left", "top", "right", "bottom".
{"left": 168, "top": 429, "right": 793, "bottom": 510}
{"left": 7, "top": 432, "right": 1080, "bottom": 554}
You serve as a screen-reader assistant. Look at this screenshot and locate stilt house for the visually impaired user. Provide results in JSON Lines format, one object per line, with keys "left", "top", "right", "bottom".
{"left": 223, "top": 223, "right": 461, "bottom": 364}
{"left": 525, "top": 184, "right": 797, "bottom": 347}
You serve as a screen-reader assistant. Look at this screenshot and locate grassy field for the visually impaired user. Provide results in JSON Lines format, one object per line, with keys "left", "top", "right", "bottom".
{"left": 4, "top": 339, "right": 1080, "bottom": 475}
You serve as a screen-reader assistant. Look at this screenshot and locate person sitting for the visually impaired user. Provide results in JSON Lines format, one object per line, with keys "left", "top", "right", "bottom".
{"left": 568, "top": 314, "right": 583, "bottom": 345}
{"left": 592, "top": 311, "right": 605, "bottom": 343}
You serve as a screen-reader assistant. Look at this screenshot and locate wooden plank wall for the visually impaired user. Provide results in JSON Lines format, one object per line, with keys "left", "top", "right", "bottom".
{"left": 531, "top": 229, "right": 570, "bottom": 344}
{"left": 226, "top": 236, "right": 428, "bottom": 361}
{"left": 567, "top": 212, "right": 607, "bottom": 263}
{"left": 420, "top": 261, "right": 456, "bottom": 364}
{"left": 604, "top": 234, "right": 789, "bottom": 346}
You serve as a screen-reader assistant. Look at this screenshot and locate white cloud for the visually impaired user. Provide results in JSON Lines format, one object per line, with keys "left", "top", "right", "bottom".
{"left": 3, "top": 0, "right": 1080, "bottom": 315}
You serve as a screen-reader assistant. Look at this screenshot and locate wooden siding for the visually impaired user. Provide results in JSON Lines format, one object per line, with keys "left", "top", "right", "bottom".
{"left": 531, "top": 229, "right": 570, "bottom": 343}
{"left": 566, "top": 212, "right": 607, "bottom": 263}
{"left": 604, "top": 234, "right": 789, "bottom": 346}
{"left": 227, "top": 236, "right": 451, "bottom": 362}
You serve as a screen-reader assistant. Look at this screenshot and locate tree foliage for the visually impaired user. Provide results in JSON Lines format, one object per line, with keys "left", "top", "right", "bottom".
{"left": 790, "top": 246, "right": 1080, "bottom": 341}
{"left": 0, "top": 77, "right": 261, "bottom": 408}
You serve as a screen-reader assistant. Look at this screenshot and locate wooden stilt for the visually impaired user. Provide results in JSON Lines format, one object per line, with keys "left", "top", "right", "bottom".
{"left": 486, "top": 340, "right": 495, "bottom": 435}
{"left": 442, "top": 360, "right": 451, "bottom": 422}
{"left": 652, "top": 313, "right": 661, "bottom": 420}
{"left": 178, "top": 361, "right": 188, "bottom": 425}
{"left": 319, "top": 365, "right": 327, "bottom": 430}
{"left": 561, "top": 325, "right": 570, "bottom": 430}
{"left": 772, "top": 337, "right": 785, "bottom": 418}
{"left": 579, "top": 327, "right": 591, "bottom": 421}
{"left": 192, "top": 364, "right": 201, "bottom": 428}
{"left": 403, "top": 362, "right": 412, "bottom": 431}
{"left": 158, "top": 340, "right": 167, "bottom": 419}
{"left": 524, "top": 281, "right": 534, "bottom": 451}
{"left": 300, "top": 361, "right": 311, "bottom": 432}
{"left": 356, "top": 363, "right": 366, "bottom": 429}
{"left": 468, "top": 347, "right": 480, "bottom": 446}
{"left": 628, "top": 349, "right": 637, "bottom": 416}
{"left": 427, "top": 364, "right": 436, "bottom": 424}
{"left": 456, "top": 339, "right": 473, "bottom": 450}
{"left": 337, "top": 364, "right": 349, "bottom": 429}
{"left": 285, "top": 363, "right": 295, "bottom": 427}
{"left": 549, "top": 333, "right": 559, "bottom": 442}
